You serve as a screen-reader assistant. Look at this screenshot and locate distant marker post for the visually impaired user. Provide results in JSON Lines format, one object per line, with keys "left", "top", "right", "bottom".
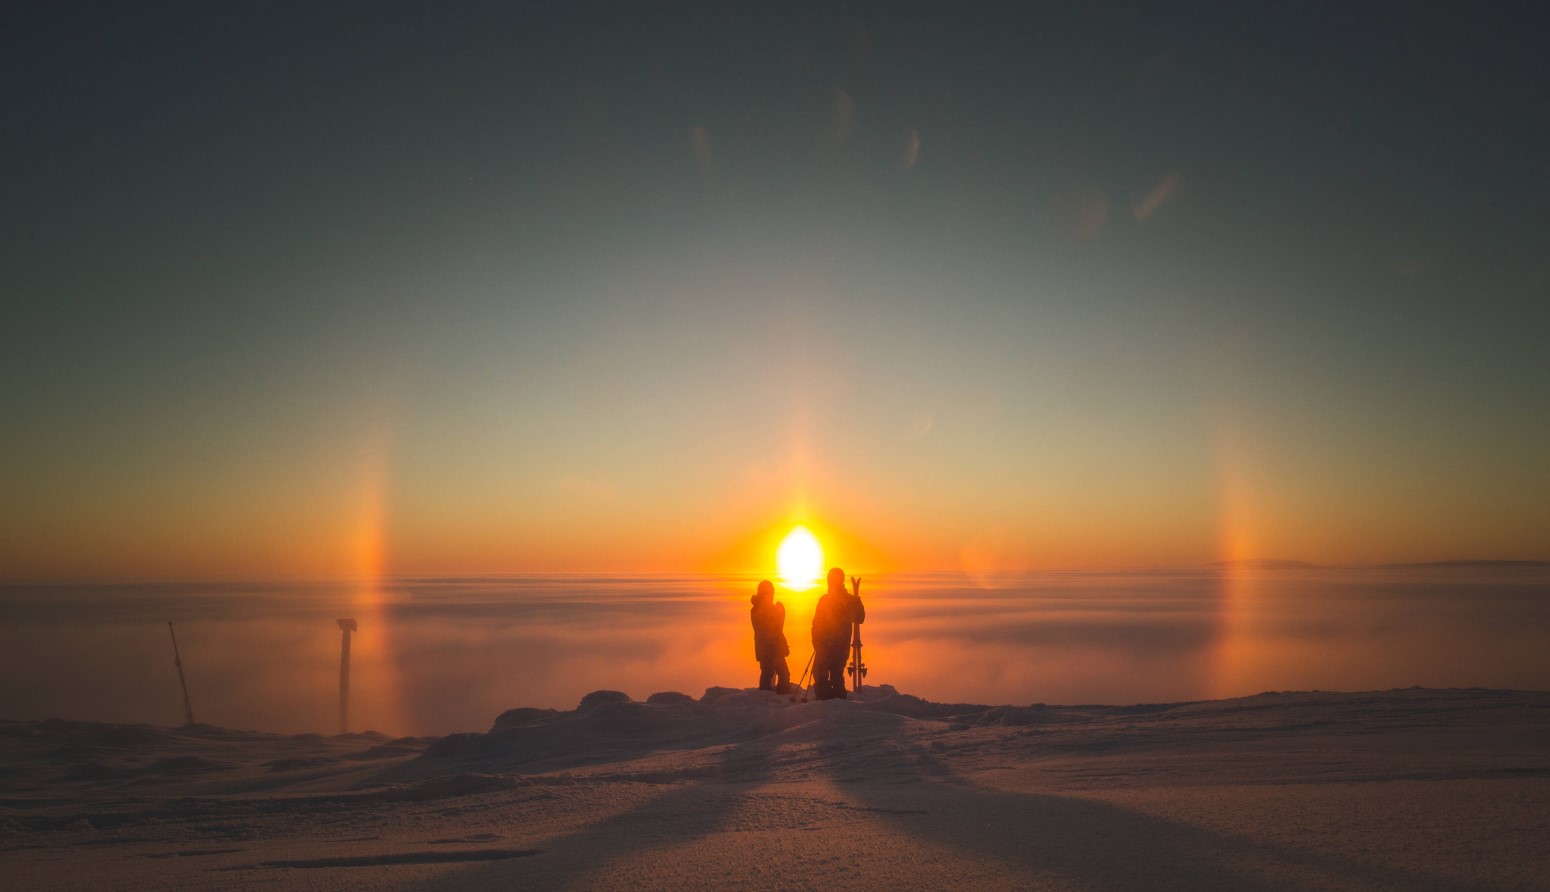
{"left": 337, "top": 618, "right": 357, "bottom": 734}
{"left": 167, "top": 622, "right": 195, "bottom": 727}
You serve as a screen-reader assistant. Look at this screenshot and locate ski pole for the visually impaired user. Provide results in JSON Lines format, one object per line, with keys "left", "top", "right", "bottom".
{"left": 792, "top": 651, "right": 815, "bottom": 702}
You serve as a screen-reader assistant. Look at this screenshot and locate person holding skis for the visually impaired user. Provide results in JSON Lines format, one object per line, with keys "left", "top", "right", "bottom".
{"left": 750, "top": 579, "right": 791, "bottom": 694}
{"left": 811, "top": 567, "right": 865, "bottom": 700}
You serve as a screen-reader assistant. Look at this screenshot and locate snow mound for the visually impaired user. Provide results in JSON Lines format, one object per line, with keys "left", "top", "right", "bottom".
{"left": 490, "top": 707, "right": 559, "bottom": 731}
{"left": 577, "top": 690, "right": 632, "bottom": 710}
{"left": 407, "top": 686, "right": 842, "bottom": 775}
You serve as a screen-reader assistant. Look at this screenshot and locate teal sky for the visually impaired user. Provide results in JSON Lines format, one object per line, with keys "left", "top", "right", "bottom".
{"left": 2, "top": 3, "right": 1547, "bottom": 578}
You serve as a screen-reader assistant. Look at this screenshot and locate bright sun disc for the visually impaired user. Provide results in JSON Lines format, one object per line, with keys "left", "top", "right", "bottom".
{"left": 777, "top": 526, "right": 824, "bottom": 591}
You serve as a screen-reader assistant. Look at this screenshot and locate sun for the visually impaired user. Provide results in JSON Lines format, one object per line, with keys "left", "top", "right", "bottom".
{"left": 777, "top": 526, "right": 825, "bottom": 591}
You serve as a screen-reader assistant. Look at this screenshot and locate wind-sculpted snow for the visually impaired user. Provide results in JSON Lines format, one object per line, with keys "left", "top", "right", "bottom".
{"left": 408, "top": 685, "right": 1111, "bottom": 778}
{"left": 2, "top": 688, "right": 1548, "bottom": 890}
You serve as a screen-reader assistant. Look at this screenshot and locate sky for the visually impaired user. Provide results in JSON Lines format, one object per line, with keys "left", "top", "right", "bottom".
{"left": 3, "top": 3, "right": 1548, "bottom": 581}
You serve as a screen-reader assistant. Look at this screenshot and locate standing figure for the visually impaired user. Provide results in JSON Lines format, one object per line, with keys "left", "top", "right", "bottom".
{"left": 750, "top": 580, "right": 791, "bottom": 694}
{"left": 811, "top": 567, "right": 865, "bottom": 700}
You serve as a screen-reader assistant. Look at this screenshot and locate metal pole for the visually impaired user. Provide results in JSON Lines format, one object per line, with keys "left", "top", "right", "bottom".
{"left": 336, "top": 619, "right": 357, "bottom": 733}
{"left": 792, "top": 651, "right": 815, "bottom": 702}
{"left": 167, "top": 622, "right": 195, "bottom": 727}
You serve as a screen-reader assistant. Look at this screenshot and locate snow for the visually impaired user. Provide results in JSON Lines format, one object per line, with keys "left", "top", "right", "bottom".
{"left": 1, "top": 686, "right": 1546, "bottom": 890}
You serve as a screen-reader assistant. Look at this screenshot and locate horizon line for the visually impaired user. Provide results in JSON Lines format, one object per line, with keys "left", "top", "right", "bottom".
{"left": 3, "top": 558, "right": 1548, "bottom": 587}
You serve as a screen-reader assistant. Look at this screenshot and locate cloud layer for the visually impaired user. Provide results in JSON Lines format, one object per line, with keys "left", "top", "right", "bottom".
{"left": 1, "top": 568, "right": 1546, "bottom": 735}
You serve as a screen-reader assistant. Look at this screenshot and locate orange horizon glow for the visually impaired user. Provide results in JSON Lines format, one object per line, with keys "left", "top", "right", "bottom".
{"left": 3, "top": 408, "right": 1545, "bottom": 584}
{"left": 341, "top": 430, "right": 409, "bottom": 735}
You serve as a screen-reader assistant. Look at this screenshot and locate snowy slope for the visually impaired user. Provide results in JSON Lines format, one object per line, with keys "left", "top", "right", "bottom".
{"left": 2, "top": 687, "right": 1546, "bottom": 890}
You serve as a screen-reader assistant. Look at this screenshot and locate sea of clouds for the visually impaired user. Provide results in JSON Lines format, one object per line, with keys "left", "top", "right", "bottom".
{"left": 2, "top": 567, "right": 1547, "bottom": 736}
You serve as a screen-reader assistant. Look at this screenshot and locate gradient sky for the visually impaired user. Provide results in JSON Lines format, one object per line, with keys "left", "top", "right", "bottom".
{"left": 3, "top": 3, "right": 1547, "bottom": 580}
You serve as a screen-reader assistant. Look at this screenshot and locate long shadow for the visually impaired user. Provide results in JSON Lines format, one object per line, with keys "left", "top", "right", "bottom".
{"left": 816, "top": 706, "right": 1480, "bottom": 892}
{"left": 404, "top": 697, "right": 1488, "bottom": 890}
{"left": 409, "top": 720, "right": 784, "bottom": 890}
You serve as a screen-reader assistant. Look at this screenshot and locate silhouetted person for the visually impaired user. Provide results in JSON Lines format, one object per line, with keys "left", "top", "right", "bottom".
{"left": 750, "top": 579, "right": 790, "bottom": 694}
{"left": 811, "top": 567, "right": 864, "bottom": 700}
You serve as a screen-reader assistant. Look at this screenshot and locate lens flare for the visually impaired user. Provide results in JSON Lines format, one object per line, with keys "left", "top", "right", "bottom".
{"left": 777, "top": 526, "right": 824, "bottom": 591}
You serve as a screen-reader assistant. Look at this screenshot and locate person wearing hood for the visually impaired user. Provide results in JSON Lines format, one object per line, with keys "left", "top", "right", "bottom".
{"left": 750, "top": 580, "right": 791, "bottom": 694}
{"left": 811, "top": 567, "right": 865, "bottom": 700}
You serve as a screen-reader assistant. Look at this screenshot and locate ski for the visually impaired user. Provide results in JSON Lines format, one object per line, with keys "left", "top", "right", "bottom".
{"left": 848, "top": 576, "right": 867, "bottom": 695}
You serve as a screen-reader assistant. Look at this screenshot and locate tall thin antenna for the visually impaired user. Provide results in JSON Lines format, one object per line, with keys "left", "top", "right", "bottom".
{"left": 336, "top": 618, "right": 357, "bottom": 734}
{"left": 167, "top": 622, "right": 195, "bottom": 727}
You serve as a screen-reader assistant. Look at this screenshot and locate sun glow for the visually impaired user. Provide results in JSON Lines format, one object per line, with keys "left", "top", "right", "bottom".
{"left": 777, "top": 526, "right": 825, "bottom": 591}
